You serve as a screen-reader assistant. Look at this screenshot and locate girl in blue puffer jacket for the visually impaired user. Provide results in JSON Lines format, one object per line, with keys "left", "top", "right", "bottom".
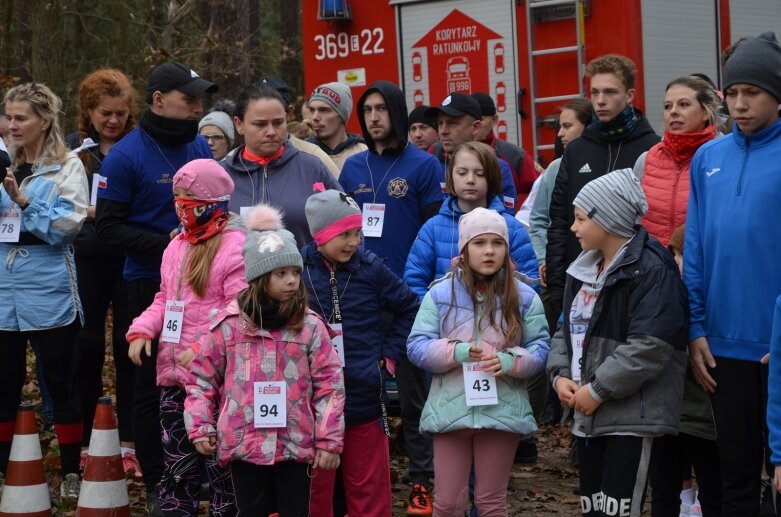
{"left": 407, "top": 207, "right": 549, "bottom": 516}
{"left": 404, "top": 141, "right": 538, "bottom": 301}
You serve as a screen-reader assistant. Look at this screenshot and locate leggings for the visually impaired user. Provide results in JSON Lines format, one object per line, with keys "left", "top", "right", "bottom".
{"left": 230, "top": 460, "right": 311, "bottom": 517}
{"left": 158, "top": 386, "right": 235, "bottom": 517}
{"left": 0, "top": 319, "right": 82, "bottom": 474}
{"left": 75, "top": 254, "right": 134, "bottom": 444}
{"left": 432, "top": 429, "right": 519, "bottom": 516}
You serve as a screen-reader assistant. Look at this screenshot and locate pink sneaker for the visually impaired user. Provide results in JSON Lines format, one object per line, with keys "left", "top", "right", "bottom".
{"left": 122, "top": 450, "right": 143, "bottom": 478}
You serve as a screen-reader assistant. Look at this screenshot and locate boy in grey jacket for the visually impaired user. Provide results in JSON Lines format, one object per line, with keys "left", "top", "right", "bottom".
{"left": 547, "top": 168, "right": 688, "bottom": 517}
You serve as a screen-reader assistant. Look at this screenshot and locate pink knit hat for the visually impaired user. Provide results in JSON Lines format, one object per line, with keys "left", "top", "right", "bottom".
{"left": 458, "top": 207, "right": 509, "bottom": 252}
{"left": 173, "top": 158, "right": 234, "bottom": 199}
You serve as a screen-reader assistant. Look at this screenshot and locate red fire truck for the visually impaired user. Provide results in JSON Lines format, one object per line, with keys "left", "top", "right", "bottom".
{"left": 303, "top": 0, "right": 781, "bottom": 164}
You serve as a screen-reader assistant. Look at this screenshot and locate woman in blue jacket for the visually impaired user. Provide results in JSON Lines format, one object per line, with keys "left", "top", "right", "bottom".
{"left": 0, "top": 83, "right": 89, "bottom": 499}
{"left": 404, "top": 142, "right": 538, "bottom": 301}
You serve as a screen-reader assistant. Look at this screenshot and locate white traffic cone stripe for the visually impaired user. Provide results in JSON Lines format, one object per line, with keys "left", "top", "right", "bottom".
{"left": 0, "top": 483, "right": 51, "bottom": 512}
{"left": 87, "top": 429, "right": 121, "bottom": 457}
{"left": 78, "top": 480, "right": 130, "bottom": 507}
{"left": 8, "top": 434, "right": 42, "bottom": 461}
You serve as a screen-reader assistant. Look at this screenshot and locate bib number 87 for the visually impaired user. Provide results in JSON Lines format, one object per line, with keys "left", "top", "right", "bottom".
{"left": 366, "top": 216, "right": 380, "bottom": 226}
{"left": 258, "top": 404, "right": 278, "bottom": 418}
{"left": 472, "top": 379, "right": 491, "bottom": 392}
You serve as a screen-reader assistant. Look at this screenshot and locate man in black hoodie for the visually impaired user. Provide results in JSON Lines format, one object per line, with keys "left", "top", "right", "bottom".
{"left": 546, "top": 54, "right": 660, "bottom": 318}
{"left": 95, "top": 62, "right": 217, "bottom": 516}
{"left": 339, "top": 81, "right": 443, "bottom": 516}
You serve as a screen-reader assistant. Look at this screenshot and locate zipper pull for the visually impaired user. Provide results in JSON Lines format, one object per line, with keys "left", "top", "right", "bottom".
{"left": 264, "top": 165, "right": 268, "bottom": 180}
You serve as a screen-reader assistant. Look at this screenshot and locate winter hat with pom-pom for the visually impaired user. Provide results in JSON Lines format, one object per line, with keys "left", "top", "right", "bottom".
{"left": 242, "top": 204, "right": 303, "bottom": 282}
{"left": 305, "top": 186, "right": 362, "bottom": 246}
{"left": 199, "top": 99, "right": 236, "bottom": 147}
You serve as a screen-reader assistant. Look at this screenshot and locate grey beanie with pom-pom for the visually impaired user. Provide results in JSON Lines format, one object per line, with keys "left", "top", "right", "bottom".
{"left": 199, "top": 99, "right": 236, "bottom": 147}
{"left": 242, "top": 204, "right": 303, "bottom": 282}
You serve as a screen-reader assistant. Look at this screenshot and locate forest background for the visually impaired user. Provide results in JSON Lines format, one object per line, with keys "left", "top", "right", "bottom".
{"left": 0, "top": 0, "right": 303, "bottom": 131}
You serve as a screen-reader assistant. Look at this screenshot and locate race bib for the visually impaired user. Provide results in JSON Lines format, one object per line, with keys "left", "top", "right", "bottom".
{"left": 330, "top": 322, "right": 346, "bottom": 367}
{"left": 463, "top": 362, "right": 498, "bottom": 407}
{"left": 362, "top": 203, "right": 385, "bottom": 238}
{"left": 161, "top": 300, "right": 185, "bottom": 344}
{"left": 571, "top": 333, "right": 585, "bottom": 383}
{"left": 253, "top": 381, "right": 287, "bottom": 428}
{"left": 0, "top": 208, "right": 21, "bottom": 243}
{"left": 90, "top": 174, "right": 106, "bottom": 206}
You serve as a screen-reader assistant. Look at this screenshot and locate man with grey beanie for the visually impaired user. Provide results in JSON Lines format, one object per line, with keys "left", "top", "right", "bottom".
{"left": 685, "top": 31, "right": 781, "bottom": 515}
{"left": 307, "top": 82, "right": 367, "bottom": 172}
{"left": 548, "top": 168, "right": 688, "bottom": 517}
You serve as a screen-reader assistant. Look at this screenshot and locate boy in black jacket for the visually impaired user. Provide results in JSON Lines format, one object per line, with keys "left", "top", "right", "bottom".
{"left": 547, "top": 168, "right": 688, "bottom": 516}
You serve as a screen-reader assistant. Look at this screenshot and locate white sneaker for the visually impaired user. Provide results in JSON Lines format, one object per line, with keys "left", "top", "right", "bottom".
{"left": 60, "top": 472, "right": 80, "bottom": 500}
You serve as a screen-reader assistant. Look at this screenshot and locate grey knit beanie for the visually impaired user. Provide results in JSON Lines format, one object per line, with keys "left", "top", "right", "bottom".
{"left": 242, "top": 204, "right": 303, "bottom": 282}
{"left": 305, "top": 188, "right": 362, "bottom": 246}
{"left": 573, "top": 168, "right": 648, "bottom": 238}
{"left": 309, "top": 82, "right": 353, "bottom": 123}
{"left": 723, "top": 31, "right": 781, "bottom": 102}
{"left": 199, "top": 110, "right": 235, "bottom": 147}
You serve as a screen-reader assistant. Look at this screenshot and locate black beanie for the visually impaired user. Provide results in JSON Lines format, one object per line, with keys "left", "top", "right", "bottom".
{"left": 723, "top": 31, "right": 781, "bottom": 102}
{"left": 408, "top": 106, "right": 437, "bottom": 130}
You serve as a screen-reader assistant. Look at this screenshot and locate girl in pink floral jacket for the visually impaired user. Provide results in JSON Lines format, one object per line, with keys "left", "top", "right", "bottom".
{"left": 185, "top": 204, "right": 345, "bottom": 517}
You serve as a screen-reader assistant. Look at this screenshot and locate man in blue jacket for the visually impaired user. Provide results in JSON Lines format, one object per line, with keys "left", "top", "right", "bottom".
{"left": 96, "top": 61, "right": 216, "bottom": 515}
{"left": 685, "top": 32, "right": 781, "bottom": 516}
{"left": 426, "top": 93, "right": 518, "bottom": 215}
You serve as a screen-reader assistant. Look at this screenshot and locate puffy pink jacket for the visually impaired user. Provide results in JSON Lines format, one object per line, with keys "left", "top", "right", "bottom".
{"left": 184, "top": 302, "right": 345, "bottom": 467}
{"left": 127, "top": 223, "right": 247, "bottom": 387}
{"left": 640, "top": 142, "right": 690, "bottom": 248}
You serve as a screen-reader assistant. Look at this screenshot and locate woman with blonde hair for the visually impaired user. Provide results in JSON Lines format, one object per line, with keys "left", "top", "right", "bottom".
{"left": 0, "top": 82, "right": 88, "bottom": 499}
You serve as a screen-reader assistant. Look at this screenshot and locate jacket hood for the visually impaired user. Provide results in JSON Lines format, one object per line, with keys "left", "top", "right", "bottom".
{"left": 305, "top": 132, "right": 365, "bottom": 155}
{"left": 581, "top": 109, "right": 656, "bottom": 144}
{"left": 357, "top": 81, "right": 409, "bottom": 155}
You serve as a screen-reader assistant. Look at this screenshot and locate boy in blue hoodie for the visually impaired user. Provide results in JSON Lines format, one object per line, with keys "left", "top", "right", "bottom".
{"left": 684, "top": 32, "right": 781, "bottom": 515}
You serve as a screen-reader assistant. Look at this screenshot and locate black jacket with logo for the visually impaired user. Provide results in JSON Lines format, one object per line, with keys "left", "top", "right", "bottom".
{"left": 546, "top": 114, "right": 659, "bottom": 315}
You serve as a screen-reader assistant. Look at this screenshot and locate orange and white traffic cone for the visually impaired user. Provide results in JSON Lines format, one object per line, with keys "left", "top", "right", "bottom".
{"left": 0, "top": 404, "right": 51, "bottom": 517}
{"left": 76, "top": 397, "right": 129, "bottom": 517}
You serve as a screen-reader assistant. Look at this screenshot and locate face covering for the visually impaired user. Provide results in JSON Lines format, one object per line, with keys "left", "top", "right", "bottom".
{"left": 174, "top": 196, "right": 230, "bottom": 244}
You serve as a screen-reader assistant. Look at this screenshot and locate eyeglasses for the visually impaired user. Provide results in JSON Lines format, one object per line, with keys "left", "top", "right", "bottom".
{"left": 202, "top": 134, "right": 226, "bottom": 142}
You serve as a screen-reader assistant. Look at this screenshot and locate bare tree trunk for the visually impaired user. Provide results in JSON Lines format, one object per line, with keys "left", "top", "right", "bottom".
{"left": 205, "top": 0, "right": 251, "bottom": 103}
{"left": 279, "top": 0, "right": 302, "bottom": 96}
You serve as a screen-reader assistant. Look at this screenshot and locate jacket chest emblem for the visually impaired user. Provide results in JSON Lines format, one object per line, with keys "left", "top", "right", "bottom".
{"left": 388, "top": 177, "right": 409, "bottom": 198}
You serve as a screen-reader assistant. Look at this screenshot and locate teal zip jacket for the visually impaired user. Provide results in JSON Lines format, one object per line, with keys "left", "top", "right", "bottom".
{"left": 684, "top": 119, "right": 781, "bottom": 361}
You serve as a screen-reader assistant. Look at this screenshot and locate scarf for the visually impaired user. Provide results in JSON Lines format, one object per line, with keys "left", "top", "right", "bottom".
{"left": 174, "top": 197, "right": 230, "bottom": 244}
{"left": 663, "top": 125, "right": 717, "bottom": 164}
{"left": 256, "top": 302, "right": 287, "bottom": 330}
{"left": 593, "top": 105, "right": 639, "bottom": 140}
{"left": 140, "top": 110, "right": 199, "bottom": 146}
{"left": 242, "top": 145, "right": 285, "bottom": 166}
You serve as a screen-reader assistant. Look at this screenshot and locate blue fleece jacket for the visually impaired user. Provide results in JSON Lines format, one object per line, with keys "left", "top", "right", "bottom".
{"left": 684, "top": 119, "right": 781, "bottom": 361}
{"left": 404, "top": 195, "right": 538, "bottom": 300}
{"left": 767, "top": 296, "right": 781, "bottom": 465}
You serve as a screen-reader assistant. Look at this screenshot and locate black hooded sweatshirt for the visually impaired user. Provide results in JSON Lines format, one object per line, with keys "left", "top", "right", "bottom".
{"left": 546, "top": 111, "right": 660, "bottom": 317}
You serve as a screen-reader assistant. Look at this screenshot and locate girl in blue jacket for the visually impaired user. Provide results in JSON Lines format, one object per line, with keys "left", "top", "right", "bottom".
{"left": 407, "top": 207, "right": 549, "bottom": 516}
{"left": 300, "top": 188, "right": 419, "bottom": 517}
{"left": 404, "top": 141, "right": 537, "bottom": 301}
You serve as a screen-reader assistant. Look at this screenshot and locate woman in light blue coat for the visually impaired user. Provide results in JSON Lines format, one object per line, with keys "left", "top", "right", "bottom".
{"left": 0, "top": 83, "right": 88, "bottom": 499}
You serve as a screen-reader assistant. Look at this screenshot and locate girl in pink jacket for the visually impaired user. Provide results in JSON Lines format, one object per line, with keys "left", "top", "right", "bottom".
{"left": 126, "top": 158, "right": 246, "bottom": 516}
{"left": 184, "top": 204, "right": 345, "bottom": 517}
